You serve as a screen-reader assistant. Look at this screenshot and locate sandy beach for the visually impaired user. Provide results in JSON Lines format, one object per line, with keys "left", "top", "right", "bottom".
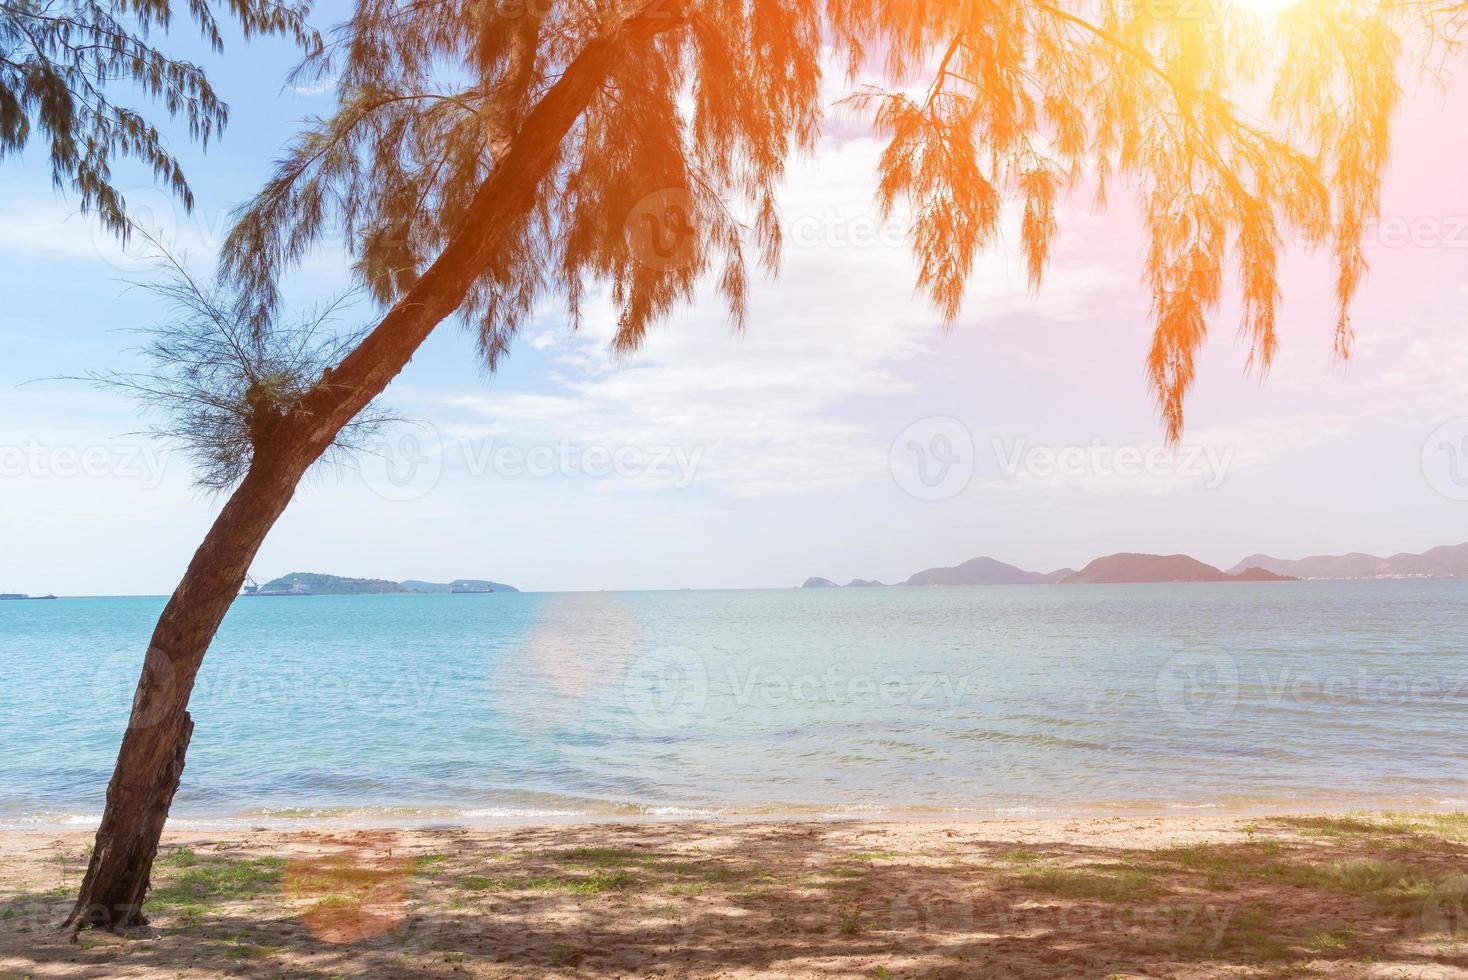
{"left": 1, "top": 811, "right": 1465, "bottom": 978}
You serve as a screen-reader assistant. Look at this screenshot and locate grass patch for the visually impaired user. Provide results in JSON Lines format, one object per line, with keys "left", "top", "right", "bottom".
{"left": 456, "top": 874, "right": 511, "bottom": 892}
{"left": 1154, "top": 843, "right": 1237, "bottom": 873}
{"left": 147, "top": 856, "right": 286, "bottom": 910}
{"left": 1211, "top": 908, "right": 1293, "bottom": 962}
{"left": 158, "top": 846, "right": 199, "bottom": 869}
{"left": 455, "top": 869, "right": 638, "bottom": 895}
{"left": 850, "top": 851, "right": 903, "bottom": 862}
{"left": 1021, "top": 867, "right": 1159, "bottom": 902}
{"left": 1306, "top": 928, "right": 1355, "bottom": 951}
{"left": 994, "top": 847, "right": 1043, "bottom": 865}
{"left": 410, "top": 853, "right": 448, "bottom": 870}
{"left": 551, "top": 869, "right": 637, "bottom": 895}
{"left": 1278, "top": 811, "right": 1468, "bottom": 846}
{"left": 1315, "top": 858, "right": 1418, "bottom": 895}
{"left": 550, "top": 847, "right": 643, "bottom": 868}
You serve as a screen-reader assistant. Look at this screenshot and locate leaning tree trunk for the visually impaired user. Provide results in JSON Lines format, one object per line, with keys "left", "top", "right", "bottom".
{"left": 66, "top": 4, "right": 683, "bottom": 930}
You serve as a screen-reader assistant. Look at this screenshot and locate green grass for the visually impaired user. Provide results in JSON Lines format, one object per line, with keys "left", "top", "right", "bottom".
{"left": 1210, "top": 908, "right": 1293, "bottom": 962}
{"left": 1020, "top": 867, "right": 1159, "bottom": 902}
{"left": 157, "top": 846, "right": 200, "bottom": 869}
{"left": 1314, "top": 858, "right": 1418, "bottom": 895}
{"left": 456, "top": 874, "right": 511, "bottom": 891}
{"left": 410, "top": 853, "right": 449, "bottom": 870}
{"left": 993, "top": 847, "right": 1043, "bottom": 865}
{"left": 1305, "top": 928, "right": 1356, "bottom": 951}
{"left": 146, "top": 856, "right": 286, "bottom": 910}
{"left": 1277, "top": 811, "right": 1468, "bottom": 846}
{"left": 1154, "top": 843, "right": 1238, "bottom": 873}
{"left": 549, "top": 847, "right": 644, "bottom": 868}
{"left": 452, "top": 869, "right": 637, "bottom": 895}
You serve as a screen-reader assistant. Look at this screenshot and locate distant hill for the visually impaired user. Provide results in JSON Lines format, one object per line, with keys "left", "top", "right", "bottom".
{"left": 801, "top": 577, "right": 838, "bottom": 588}
{"left": 401, "top": 579, "right": 521, "bottom": 593}
{"left": 1232, "top": 566, "right": 1295, "bottom": 582}
{"left": 846, "top": 579, "right": 885, "bottom": 587}
{"left": 1228, "top": 543, "right": 1468, "bottom": 580}
{"left": 261, "top": 573, "right": 409, "bottom": 595}
{"left": 1063, "top": 554, "right": 1295, "bottom": 584}
{"left": 905, "top": 556, "right": 1069, "bottom": 586}
{"left": 258, "top": 573, "right": 519, "bottom": 595}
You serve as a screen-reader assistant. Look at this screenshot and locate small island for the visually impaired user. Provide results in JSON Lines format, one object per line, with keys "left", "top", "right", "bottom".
{"left": 244, "top": 573, "right": 520, "bottom": 596}
{"left": 1061, "top": 554, "right": 1296, "bottom": 584}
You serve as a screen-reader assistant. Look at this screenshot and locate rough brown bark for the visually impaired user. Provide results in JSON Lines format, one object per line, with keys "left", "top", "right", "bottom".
{"left": 66, "top": 4, "right": 683, "bottom": 931}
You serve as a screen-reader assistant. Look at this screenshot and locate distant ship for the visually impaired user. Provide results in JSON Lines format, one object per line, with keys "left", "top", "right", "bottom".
{"left": 240, "top": 576, "right": 312, "bottom": 597}
{"left": 0, "top": 593, "right": 57, "bottom": 600}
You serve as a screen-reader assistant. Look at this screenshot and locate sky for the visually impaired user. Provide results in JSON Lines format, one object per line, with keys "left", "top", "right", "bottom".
{"left": 3, "top": 9, "right": 1468, "bottom": 595}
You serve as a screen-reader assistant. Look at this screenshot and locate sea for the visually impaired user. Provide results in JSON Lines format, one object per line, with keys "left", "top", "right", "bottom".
{"left": 1, "top": 581, "right": 1465, "bottom": 829}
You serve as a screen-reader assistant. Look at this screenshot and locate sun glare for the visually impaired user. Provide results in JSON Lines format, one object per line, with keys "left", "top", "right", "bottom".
{"left": 1229, "top": 0, "right": 1302, "bottom": 14}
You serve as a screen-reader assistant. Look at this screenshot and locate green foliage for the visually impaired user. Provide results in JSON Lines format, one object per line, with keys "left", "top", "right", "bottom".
{"left": 0, "top": 0, "right": 318, "bottom": 235}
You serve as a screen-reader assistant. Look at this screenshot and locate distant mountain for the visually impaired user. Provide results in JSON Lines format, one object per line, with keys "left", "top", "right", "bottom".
{"left": 261, "top": 573, "right": 408, "bottom": 595}
{"left": 1227, "top": 543, "right": 1468, "bottom": 580}
{"left": 401, "top": 579, "right": 521, "bottom": 593}
{"left": 846, "top": 578, "right": 885, "bottom": 587}
{"left": 257, "top": 573, "right": 519, "bottom": 595}
{"left": 810, "top": 543, "right": 1468, "bottom": 592}
{"left": 1063, "top": 554, "right": 1295, "bottom": 584}
{"left": 905, "top": 556, "right": 1066, "bottom": 587}
{"left": 1232, "top": 566, "right": 1296, "bottom": 582}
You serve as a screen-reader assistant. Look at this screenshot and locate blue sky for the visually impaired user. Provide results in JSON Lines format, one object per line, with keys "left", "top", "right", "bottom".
{"left": 3, "top": 11, "right": 1468, "bottom": 595}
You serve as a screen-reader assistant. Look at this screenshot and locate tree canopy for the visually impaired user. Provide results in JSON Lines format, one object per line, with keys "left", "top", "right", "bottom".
{"left": 218, "top": 0, "right": 1416, "bottom": 441}
{"left": 0, "top": 0, "right": 317, "bottom": 236}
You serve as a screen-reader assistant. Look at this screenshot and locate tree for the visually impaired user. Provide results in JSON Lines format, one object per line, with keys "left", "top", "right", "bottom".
{"left": 69, "top": 0, "right": 1405, "bottom": 929}
{"left": 0, "top": 0, "right": 317, "bottom": 235}
{"left": 82, "top": 246, "right": 398, "bottom": 492}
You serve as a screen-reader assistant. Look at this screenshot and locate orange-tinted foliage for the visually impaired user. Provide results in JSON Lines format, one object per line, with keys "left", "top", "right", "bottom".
{"left": 223, "top": 0, "right": 1406, "bottom": 441}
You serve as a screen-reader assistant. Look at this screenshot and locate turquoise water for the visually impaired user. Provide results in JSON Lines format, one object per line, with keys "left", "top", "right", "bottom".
{"left": 1, "top": 582, "right": 1466, "bottom": 827}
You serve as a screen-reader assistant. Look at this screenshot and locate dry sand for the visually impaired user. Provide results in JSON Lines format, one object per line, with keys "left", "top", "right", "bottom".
{"left": 2, "top": 812, "right": 1466, "bottom": 978}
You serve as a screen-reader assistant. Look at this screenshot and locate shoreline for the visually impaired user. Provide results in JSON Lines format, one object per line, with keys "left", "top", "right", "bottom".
{"left": 6, "top": 795, "right": 1468, "bottom": 833}
{"left": 4, "top": 810, "right": 1466, "bottom": 977}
